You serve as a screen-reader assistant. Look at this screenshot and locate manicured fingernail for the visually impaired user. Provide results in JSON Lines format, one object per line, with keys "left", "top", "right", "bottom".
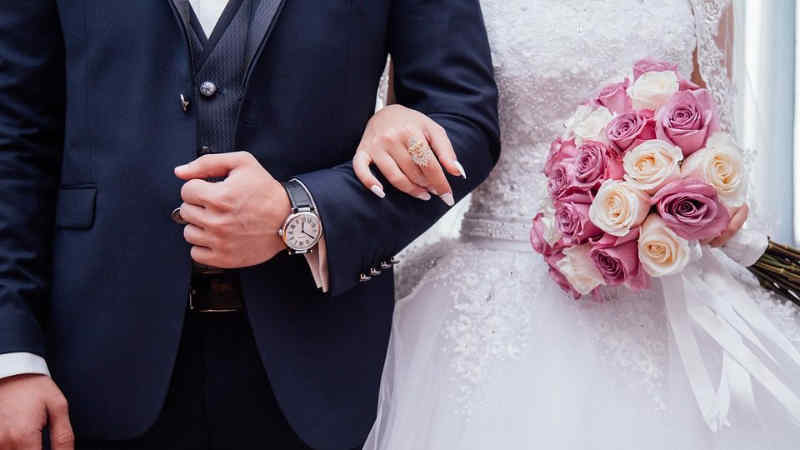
{"left": 440, "top": 193, "right": 455, "bottom": 207}
{"left": 453, "top": 161, "right": 467, "bottom": 180}
{"left": 428, "top": 187, "right": 440, "bottom": 196}
{"left": 370, "top": 185, "right": 386, "bottom": 199}
{"left": 175, "top": 164, "right": 187, "bottom": 172}
{"left": 414, "top": 192, "right": 432, "bottom": 201}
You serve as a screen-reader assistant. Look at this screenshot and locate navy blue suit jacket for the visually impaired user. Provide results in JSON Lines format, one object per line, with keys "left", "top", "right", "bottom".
{"left": 0, "top": 1, "right": 499, "bottom": 448}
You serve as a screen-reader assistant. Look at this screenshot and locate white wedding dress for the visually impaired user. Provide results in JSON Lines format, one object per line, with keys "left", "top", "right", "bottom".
{"left": 365, "top": 1, "right": 800, "bottom": 449}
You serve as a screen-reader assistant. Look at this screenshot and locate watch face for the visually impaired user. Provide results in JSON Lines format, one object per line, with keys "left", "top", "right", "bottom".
{"left": 283, "top": 212, "right": 321, "bottom": 252}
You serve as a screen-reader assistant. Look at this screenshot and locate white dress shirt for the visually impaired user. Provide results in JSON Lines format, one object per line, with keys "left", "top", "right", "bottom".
{"left": 0, "top": 0, "right": 330, "bottom": 382}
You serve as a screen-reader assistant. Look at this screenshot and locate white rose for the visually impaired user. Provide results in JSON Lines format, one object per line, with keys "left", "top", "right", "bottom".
{"left": 638, "top": 214, "right": 691, "bottom": 277}
{"left": 623, "top": 139, "right": 683, "bottom": 194}
{"left": 563, "top": 104, "right": 613, "bottom": 144}
{"left": 540, "top": 200, "right": 562, "bottom": 246}
{"left": 627, "top": 71, "right": 679, "bottom": 111}
{"left": 681, "top": 132, "right": 747, "bottom": 209}
{"left": 555, "top": 245, "right": 606, "bottom": 295}
{"left": 589, "top": 180, "right": 651, "bottom": 237}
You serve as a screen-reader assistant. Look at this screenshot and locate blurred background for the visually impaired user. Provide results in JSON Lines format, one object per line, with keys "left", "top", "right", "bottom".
{"left": 732, "top": 0, "right": 796, "bottom": 244}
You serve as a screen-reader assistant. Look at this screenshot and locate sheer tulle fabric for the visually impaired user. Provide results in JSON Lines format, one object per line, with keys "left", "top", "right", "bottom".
{"left": 366, "top": 242, "right": 800, "bottom": 450}
{"left": 366, "top": 0, "right": 800, "bottom": 448}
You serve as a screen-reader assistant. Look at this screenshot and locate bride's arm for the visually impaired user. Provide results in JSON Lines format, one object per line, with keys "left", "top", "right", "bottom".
{"left": 354, "top": 60, "right": 465, "bottom": 205}
{"left": 691, "top": 1, "right": 747, "bottom": 247}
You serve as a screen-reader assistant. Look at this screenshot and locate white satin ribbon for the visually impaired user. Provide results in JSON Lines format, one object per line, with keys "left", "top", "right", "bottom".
{"left": 661, "top": 248, "right": 800, "bottom": 430}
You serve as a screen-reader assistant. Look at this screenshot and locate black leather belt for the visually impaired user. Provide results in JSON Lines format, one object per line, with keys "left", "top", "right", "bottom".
{"left": 189, "top": 270, "right": 244, "bottom": 313}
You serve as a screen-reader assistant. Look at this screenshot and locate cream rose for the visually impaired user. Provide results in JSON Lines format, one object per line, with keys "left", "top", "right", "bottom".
{"left": 540, "top": 201, "right": 562, "bottom": 246}
{"left": 623, "top": 139, "right": 683, "bottom": 194}
{"left": 681, "top": 132, "right": 746, "bottom": 209}
{"left": 638, "top": 214, "right": 691, "bottom": 277}
{"left": 564, "top": 104, "right": 613, "bottom": 144}
{"left": 589, "top": 180, "right": 651, "bottom": 237}
{"left": 627, "top": 71, "right": 679, "bottom": 111}
{"left": 555, "top": 245, "right": 606, "bottom": 295}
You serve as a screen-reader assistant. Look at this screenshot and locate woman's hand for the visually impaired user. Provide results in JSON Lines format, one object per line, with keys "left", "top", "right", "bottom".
{"left": 353, "top": 105, "right": 466, "bottom": 206}
{"left": 704, "top": 204, "right": 749, "bottom": 247}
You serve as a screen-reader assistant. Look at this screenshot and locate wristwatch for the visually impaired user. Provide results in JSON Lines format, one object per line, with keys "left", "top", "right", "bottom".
{"left": 278, "top": 179, "right": 323, "bottom": 255}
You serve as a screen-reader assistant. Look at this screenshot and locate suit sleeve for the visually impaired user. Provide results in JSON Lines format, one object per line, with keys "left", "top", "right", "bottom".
{"left": 0, "top": 2, "right": 65, "bottom": 357}
{"left": 295, "top": 0, "right": 499, "bottom": 296}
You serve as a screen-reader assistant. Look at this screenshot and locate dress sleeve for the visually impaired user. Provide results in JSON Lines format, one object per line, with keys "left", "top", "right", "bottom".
{"left": 689, "top": 0, "right": 736, "bottom": 132}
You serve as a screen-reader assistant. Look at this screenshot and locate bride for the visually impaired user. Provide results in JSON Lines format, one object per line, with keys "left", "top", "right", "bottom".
{"left": 354, "top": 0, "right": 800, "bottom": 449}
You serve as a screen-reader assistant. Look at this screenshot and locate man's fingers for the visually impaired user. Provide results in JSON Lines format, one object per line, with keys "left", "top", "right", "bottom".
{"left": 190, "top": 246, "right": 217, "bottom": 266}
{"left": 373, "top": 153, "right": 430, "bottom": 201}
{"left": 353, "top": 151, "right": 385, "bottom": 198}
{"left": 46, "top": 395, "right": 75, "bottom": 450}
{"left": 174, "top": 152, "right": 253, "bottom": 180}
{"left": 425, "top": 120, "right": 465, "bottom": 179}
{"left": 184, "top": 224, "right": 213, "bottom": 248}
{"left": 180, "top": 179, "right": 216, "bottom": 207}
{"left": 177, "top": 202, "right": 208, "bottom": 228}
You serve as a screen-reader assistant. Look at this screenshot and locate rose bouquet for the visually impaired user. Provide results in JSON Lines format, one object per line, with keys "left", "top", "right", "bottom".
{"left": 529, "top": 59, "right": 800, "bottom": 430}
{"left": 532, "top": 58, "right": 797, "bottom": 303}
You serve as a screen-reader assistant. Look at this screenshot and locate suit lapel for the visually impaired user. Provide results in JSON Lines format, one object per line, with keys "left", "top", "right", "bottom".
{"left": 243, "top": 0, "right": 287, "bottom": 87}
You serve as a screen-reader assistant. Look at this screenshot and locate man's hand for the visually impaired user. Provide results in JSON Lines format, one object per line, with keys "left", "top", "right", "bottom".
{"left": 0, "top": 374, "right": 74, "bottom": 450}
{"left": 174, "top": 152, "right": 291, "bottom": 268}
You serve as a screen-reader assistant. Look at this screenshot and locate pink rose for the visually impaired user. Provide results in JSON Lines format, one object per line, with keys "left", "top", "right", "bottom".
{"left": 589, "top": 230, "right": 649, "bottom": 290}
{"left": 531, "top": 213, "right": 563, "bottom": 257}
{"left": 544, "top": 137, "right": 578, "bottom": 177}
{"left": 555, "top": 201, "right": 602, "bottom": 246}
{"left": 573, "top": 140, "right": 624, "bottom": 191}
{"left": 656, "top": 90, "right": 720, "bottom": 156}
{"left": 545, "top": 252, "right": 581, "bottom": 300}
{"left": 594, "top": 79, "right": 632, "bottom": 114}
{"left": 632, "top": 58, "right": 699, "bottom": 91}
{"left": 651, "top": 178, "right": 730, "bottom": 240}
{"left": 605, "top": 110, "right": 656, "bottom": 152}
{"left": 547, "top": 162, "right": 576, "bottom": 200}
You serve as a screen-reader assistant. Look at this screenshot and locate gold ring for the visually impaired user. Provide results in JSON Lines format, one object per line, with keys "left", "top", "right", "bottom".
{"left": 407, "top": 138, "right": 434, "bottom": 167}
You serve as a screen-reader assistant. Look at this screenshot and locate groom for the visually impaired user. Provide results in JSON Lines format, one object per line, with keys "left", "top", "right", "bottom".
{"left": 0, "top": 1, "right": 498, "bottom": 449}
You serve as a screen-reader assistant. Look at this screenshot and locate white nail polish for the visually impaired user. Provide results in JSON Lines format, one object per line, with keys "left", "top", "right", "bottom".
{"left": 428, "top": 187, "right": 440, "bottom": 196}
{"left": 453, "top": 161, "right": 467, "bottom": 180}
{"left": 414, "top": 192, "right": 432, "bottom": 201}
{"left": 440, "top": 193, "right": 455, "bottom": 207}
{"left": 370, "top": 185, "right": 386, "bottom": 198}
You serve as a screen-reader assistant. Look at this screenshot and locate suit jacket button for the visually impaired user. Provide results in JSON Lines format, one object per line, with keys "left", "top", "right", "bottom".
{"left": 359, "top": 273, "right": 371, "bottom": 282}
{"left": 199, "top": 81, "right": 217, "bottom": 97}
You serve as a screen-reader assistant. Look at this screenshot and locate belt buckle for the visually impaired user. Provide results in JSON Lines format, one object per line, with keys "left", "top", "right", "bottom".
{"left": 188, "top": 288, "right": 241, "bottom": 313}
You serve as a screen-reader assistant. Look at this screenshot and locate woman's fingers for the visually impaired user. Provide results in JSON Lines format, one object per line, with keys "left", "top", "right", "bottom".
{"left": 372, "top": 152, "right": 432, "bottom": 201}
{"left": 710, "top": 204, "right": 749, "bottom": 247}
{"left": 400, "top": 131, "right": 454, "bottom": 206}
{"left": 425, "top": 120, "right": 466, "bottom": 180}
{"left": 353, "top": 150, "right": 385, "bottom": 198}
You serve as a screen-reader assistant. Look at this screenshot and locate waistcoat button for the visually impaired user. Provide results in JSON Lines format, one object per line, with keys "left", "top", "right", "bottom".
{"left": 199, "top": 81, "right": 217, "bottom": 97}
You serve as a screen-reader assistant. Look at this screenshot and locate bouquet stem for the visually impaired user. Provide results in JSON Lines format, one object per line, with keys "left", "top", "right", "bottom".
{"left": 749, "top": 240, "right": 800, "bottom": 307}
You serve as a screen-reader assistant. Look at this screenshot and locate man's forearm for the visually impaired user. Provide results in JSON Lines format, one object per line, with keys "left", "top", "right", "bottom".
{"left": 296, "top": 112, "right": 498, "bottom": 296}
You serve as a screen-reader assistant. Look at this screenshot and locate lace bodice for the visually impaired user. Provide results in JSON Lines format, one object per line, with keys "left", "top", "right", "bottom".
{"left": 461, "top": 0, "right": 697, "bottom": 241}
